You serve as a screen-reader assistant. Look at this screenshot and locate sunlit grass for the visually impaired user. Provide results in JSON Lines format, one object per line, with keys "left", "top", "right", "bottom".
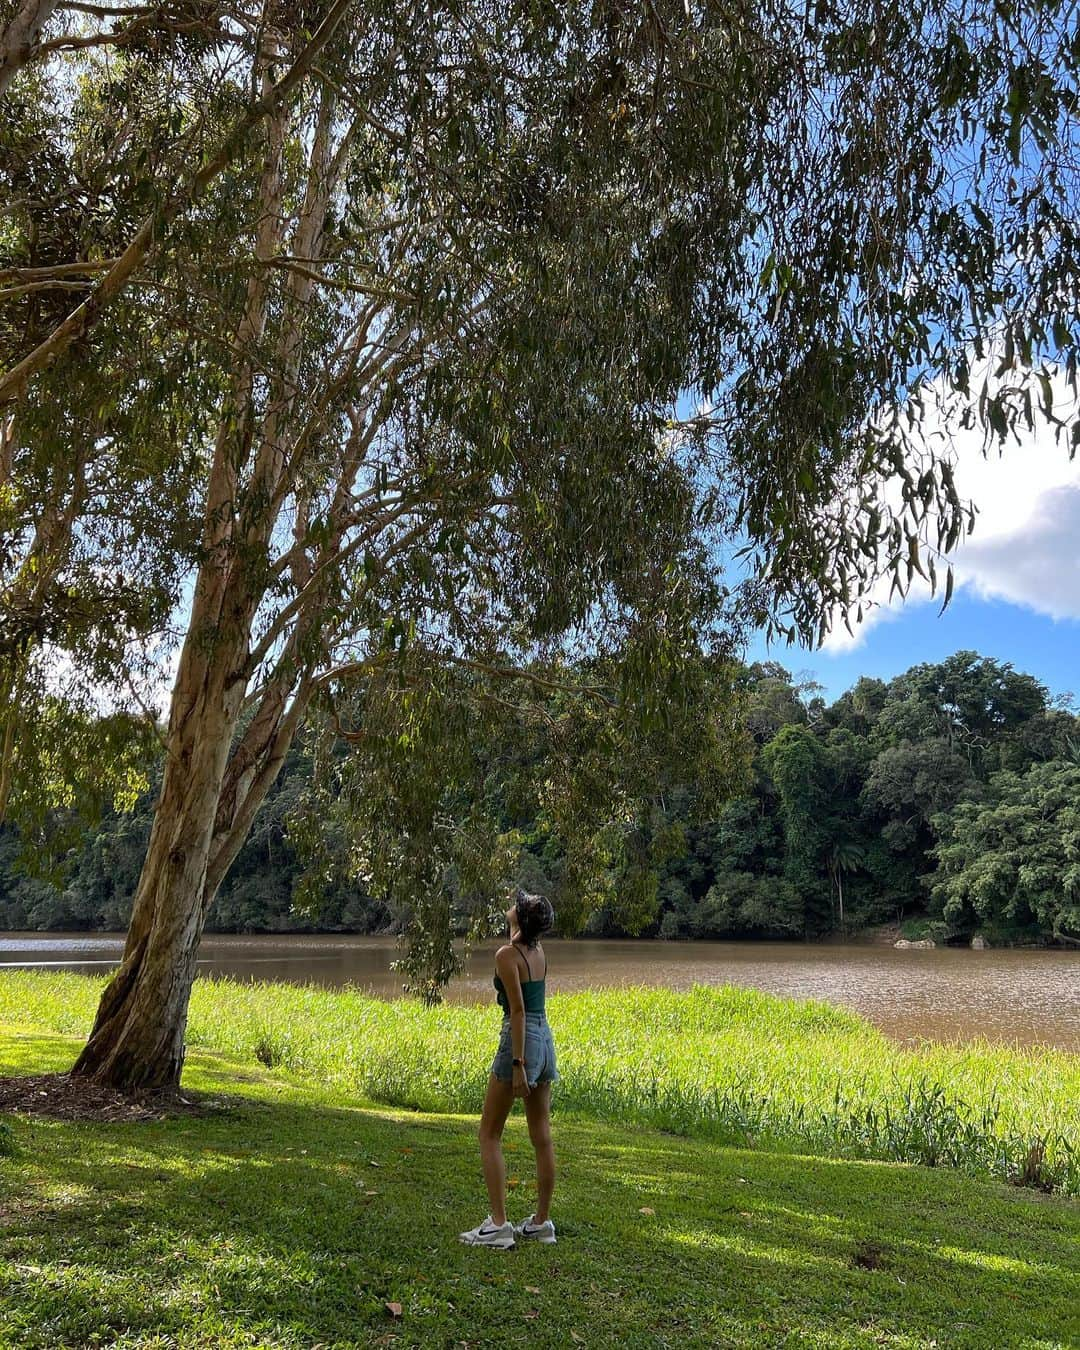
{"left": 1, "top": 970, "right": 1077, "bottom": 1194}
{"left": 2, "top": 1028, "right": 1079, "bottom": 1348}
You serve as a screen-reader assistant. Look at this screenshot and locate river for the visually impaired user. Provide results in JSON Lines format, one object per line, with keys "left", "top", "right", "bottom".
{"left": 1, "top": 931, "right": 1078, "bottom": 1051}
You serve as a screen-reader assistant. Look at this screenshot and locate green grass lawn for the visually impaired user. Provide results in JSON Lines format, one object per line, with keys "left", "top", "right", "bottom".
{"left": 1, "top": 1026, "right": 1078, "bottom": 1349}
{"left": 2, "top": 973, "right": 1077, "bottom": 1195}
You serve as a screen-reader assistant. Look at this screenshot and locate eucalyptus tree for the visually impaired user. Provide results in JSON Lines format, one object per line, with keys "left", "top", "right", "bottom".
{"left": 1, "top": 0, "right": 1078, "bottom": 1091}
{"left": 0, "top": 0, "right": 362, "bottom": 816}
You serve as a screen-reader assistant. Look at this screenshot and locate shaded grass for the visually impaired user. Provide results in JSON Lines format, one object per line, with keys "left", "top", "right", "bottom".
{"left": 1, "top": 971, "right": 1077, "bottom": 1195}
{"left": 1, "top": 1027, "right": 1079, "bottom": 1349}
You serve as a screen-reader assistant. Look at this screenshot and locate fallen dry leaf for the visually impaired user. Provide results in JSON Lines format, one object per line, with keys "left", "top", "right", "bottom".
{"left": 385, "top": 1301, "right": 403, "bottom": 1318}
{"left": 638, "top": 1206, "right": 655, "bottom": 1216}
{"left": 525, "top": 1285, "right": 541, "bottom": 1295}
{"left": 570, "top": 1332, "right": 585, "bottom": 1344}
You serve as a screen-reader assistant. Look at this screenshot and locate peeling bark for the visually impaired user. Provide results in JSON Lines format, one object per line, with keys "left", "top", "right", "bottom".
{"left": 0, "top": 0, "right": 58, "bottom": 99}
{"left": 69, "top": 510, "right": 281, "bottom": 1090}
{"left": 69, "top": 78, "right": 357, "bottom": 1095}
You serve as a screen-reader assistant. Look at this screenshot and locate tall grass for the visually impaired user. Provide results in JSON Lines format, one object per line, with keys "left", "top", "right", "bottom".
{"left": 1, "top": 970, "right": 1077, "bottom": 1195}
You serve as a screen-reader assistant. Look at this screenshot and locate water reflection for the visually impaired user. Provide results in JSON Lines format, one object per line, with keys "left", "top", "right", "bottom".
{"left": 1, "top": 931, "right": 1077, "bottom": 1051}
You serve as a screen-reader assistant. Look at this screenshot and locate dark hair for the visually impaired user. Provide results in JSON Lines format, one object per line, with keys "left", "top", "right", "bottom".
{"left": 514, "top": 887, "right": 555, "bottom": 948}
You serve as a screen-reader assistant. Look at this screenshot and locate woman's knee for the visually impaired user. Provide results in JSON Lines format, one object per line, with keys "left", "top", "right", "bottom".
{"left": 479, "top": 1119, "right": 503, "bottom": 1146}
{"left": 527, "top": 1120, "right": 552, "bottom": 1151}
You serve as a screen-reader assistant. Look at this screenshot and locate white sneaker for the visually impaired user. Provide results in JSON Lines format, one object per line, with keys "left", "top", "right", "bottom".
{"left": 459, "top": 1215, "right": 516, "bottom": 1249}
{"left": 514, "top": 1214, "right": 557, "bottom": 1244}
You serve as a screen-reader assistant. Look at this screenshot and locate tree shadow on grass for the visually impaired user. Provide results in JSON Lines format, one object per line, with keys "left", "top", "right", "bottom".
{"left": 1, "top": 1040, "right": 1079, "bottom": 1348}
{"left": 577, "top": 1136, "right": 1080, "bottom": 1345}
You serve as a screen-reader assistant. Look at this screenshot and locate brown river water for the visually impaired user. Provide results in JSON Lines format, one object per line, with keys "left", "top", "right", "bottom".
{"left": 1, "top": 931, "right": 1078, "bottom": 1051}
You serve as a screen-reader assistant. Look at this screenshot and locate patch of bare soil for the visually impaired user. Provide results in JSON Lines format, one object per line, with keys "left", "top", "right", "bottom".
{"left": 0, "top": 1073, "right": 224, "bottom": 1123}
{"left": 850, "top": 1239, "right": 888, "bottom": 1271}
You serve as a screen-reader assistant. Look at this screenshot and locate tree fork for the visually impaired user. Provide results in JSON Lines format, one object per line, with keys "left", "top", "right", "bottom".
{"left": 67, "top": 83, "right": 333, "bottom": 1091}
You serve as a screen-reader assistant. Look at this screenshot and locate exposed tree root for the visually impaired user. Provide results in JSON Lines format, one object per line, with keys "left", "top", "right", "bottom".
{"left": 0, "top": 1072, "right": 225, "bottom": 1122}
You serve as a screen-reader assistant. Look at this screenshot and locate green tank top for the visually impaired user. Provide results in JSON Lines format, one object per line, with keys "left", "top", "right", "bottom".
{"left": 494, "top": 943, "right": 547, "bottom": 1015}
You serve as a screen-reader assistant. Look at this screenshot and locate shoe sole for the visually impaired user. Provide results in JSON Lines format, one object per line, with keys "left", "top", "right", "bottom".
{"left": 459, "top": 1235, "right": 516, "bottom": 1249}
{"left": 516, "top": 1232, "right": 557, "bottom": 1244}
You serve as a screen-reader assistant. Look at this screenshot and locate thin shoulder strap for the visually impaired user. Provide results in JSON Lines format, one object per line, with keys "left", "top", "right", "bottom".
{"left": 511, "top": 938, "right": 534, "bottom": 982}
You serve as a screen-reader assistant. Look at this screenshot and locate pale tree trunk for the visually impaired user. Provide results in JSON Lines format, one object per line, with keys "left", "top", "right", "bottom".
{"left": 69, "top": 632, "right": 252, "bottom": 1087}
{"left": 1, "top": 411, "right": 14, "bottom": 485}
{"left": 0, "top": 0, "right": 57, "bottom": 99}
{"left": 69, "top": 77, "right": 353, "bottom": 1094}
{"left": 68, "top": 579, "right": 329, "bottom": 1090}
{"left": 70, "top": 56, "right": 292, "bottom": 1092}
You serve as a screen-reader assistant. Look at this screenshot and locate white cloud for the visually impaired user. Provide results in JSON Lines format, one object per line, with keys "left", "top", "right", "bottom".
{"left": 820, "top": 366, "right": 1080, "bottom": 653}
{"left": 961, "top": 481, "right": 1080, "bottom": 618}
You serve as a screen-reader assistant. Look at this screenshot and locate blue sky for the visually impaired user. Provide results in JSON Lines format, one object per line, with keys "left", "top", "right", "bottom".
{"left": 739, "top": 367, "right": 1080, "bottom": 707}
{"left": 746, "top": 589, "right": 1080, "bottom": 707}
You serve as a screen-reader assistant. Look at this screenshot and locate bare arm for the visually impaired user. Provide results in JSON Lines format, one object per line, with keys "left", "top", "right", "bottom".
{"left": 495, "top": 945, "right": 530, "bottom": 1097}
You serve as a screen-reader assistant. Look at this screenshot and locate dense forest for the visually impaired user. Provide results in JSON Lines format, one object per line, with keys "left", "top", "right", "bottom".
{"left": 2, "top": 650, "right": 1077, "bottom": 947}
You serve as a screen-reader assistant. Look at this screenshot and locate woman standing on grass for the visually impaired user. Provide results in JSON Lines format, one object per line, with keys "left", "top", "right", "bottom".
{"left": 460, "top": 889, "right": 558, "bottom": 1249}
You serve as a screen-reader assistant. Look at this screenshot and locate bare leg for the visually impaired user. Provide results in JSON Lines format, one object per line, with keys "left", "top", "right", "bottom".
{"left": 523, "top": 1082, "right": 554, "bottom": 1223}
{"left": 478, "top": 1074, "right": 516, "bottom": 1225}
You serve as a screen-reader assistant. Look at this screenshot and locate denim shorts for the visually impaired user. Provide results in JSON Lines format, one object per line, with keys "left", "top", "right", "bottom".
{"left": 490, "top": 1012, "right": 559, "bottom": 1087}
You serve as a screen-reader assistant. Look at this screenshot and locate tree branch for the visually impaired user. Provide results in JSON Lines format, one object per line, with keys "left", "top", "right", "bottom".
{"left": 0, "top": 260, "right": 118, "bottom": 282}
{"left": 0, "top": 0, "right": 357, "bottom": 406}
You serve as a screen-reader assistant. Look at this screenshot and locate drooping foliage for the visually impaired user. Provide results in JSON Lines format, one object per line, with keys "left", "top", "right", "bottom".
{"left": 1, "top": 0, "right": 1078, "bottom": 1041}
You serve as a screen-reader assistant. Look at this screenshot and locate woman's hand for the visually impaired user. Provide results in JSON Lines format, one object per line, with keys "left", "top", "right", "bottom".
{"left": 513, "top": 1064, "right": 531, "bottom": 1098}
